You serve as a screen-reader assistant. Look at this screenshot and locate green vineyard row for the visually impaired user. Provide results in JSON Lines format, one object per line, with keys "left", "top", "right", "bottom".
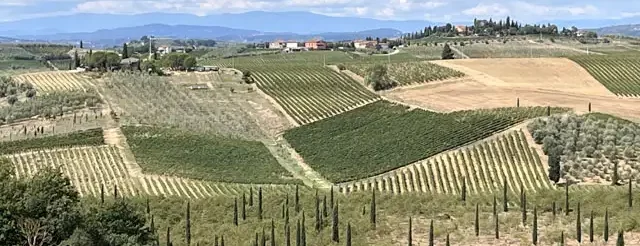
{"left": 570, "top": 56, "right": 640, "bottom": 97}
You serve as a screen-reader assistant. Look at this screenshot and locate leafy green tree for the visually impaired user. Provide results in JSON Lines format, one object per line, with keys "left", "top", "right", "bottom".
{"left": 86, "top": 52, "right": 120, "bottom": 71}
{"left": 0, "top": 160, "right": 81, "bottom": 246}
{"left": 548, "top": 151, "right": 561, "bottom": 182}
{"left": 441, "top": 44, "right": 455, "bottom": 59}
{"left": 161, "top": 53, "right": 191, "bottom": 70}
{"left": 122, "top": 43, "right": 129, "bottom": 59}
{"left": 364, "top": 64, "right": 397, "bottom": 91}
{"left": 183, "top": 56, "right": 197, "bottom": 69}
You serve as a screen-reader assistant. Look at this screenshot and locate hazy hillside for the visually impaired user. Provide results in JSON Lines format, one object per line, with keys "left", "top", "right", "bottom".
{"left": 591, "top": 24, "right": 640, "bottom": 37}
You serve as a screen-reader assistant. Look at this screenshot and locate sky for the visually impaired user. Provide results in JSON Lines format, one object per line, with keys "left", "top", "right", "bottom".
{"left": 0, "top": 0, "right": 639, "bottom": 23}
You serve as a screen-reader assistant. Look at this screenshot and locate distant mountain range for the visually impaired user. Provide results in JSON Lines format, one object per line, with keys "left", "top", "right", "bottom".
{"left": 590, "top": 24, "right": 640, "bottom": 37}
{"left": 0, "top": 11, "right": 437, "bottom": 37}
{"left": 8, "top": 24, "right": 403, "bottom": 47}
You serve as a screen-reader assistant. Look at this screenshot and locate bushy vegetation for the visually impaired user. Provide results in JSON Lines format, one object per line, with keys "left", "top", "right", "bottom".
{"left": 17, "top": 44, "right": 73, "bottom": 60}
{"left": 0, "top": 90, "right": 101, "bottom": 124}
{"left": 0, "top": 60, "right": 46, "bottom": 71}
{"left": 0, "top": 46, "right": 37, "bottom": 60}
{"left": 528, "top": 113, "right": 640, "bottom": 184}
{"left": 0, "top": 76, "right": 35, "bottom": 99}
{"left": 349, "top": 61, "right": 464, "bottom": 88}
{"left": 285, "top": 101, "right": 568, "bottom": 182}
{"left": 122, "top": 126, "right": 297, "bottom": 184}
{"left": 0, "top": 128, "right": 104, "bottom": 154}
{"left": 364, "top": 64, "right": 396, "bottom": 91}
{"left": 570, "top": 55, "right": 640, "bottom": 97}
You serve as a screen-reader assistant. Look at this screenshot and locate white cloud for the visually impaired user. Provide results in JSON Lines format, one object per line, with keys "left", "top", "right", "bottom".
{"left": 621, "top": 12, "right": 640, "bottom": 18}
{"left": 511, "top": 2, "right": 598, "bottom": 17}
{"left": 283, "top": 0, "right": 354, "bottom": 7}
{"left": 462, "top": 3, "right": 509, "bottom": 16}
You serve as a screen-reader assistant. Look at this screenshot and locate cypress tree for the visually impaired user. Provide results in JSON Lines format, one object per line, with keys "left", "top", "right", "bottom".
{"left": 533, "top": 206, "right": 538, "bottom": 245}
{"left": 552, "top": 201, "right": 557, "bottom": 219}
{"left": 429, "top": 220, "right": 434, "bottom": 246}
{"left": 547, "top": 106, "right": 551, "bottom": 116}
{"left": 166, "top": 227, "right": 172, "bottom": 246}
{"left": 301, "top": 215, "right": 306, "bottom": 246}
{"left": 259, "top": 187, "right": 263, "bottom": 220}
{"left": 589, "top": 210, "right": 594, "bottom": 242}
{"left": 150, "top": 215, "right": 155, "bottom": 233}
{"left": 271, "top": 219, "right": 276, "bottom": 246}
{"left": 100, "top": 184, "right": 104, "bottom": 204}
{"left": 186, "top": 202, "right": 191, "bottom": 246}
{"left": 475, "top": 204, "right": 479, "bottom": 236}
{"left": 617, "top": 230, "right": 624, "bottom": 246}
{"left": 242, "top": 193, "right": 247, "bottom": 221}
{"left": 146, "top": 197, "right": 150, "bottom": 214}
{"left": 220, "top": 235, "right": 225, "bottom": 246}
{"left": 80, "top": 40, "right": 83, "bottom": 49}
{"left": 250, "top": 187, "right": 254, "bottom": 206}
{"left": 261, "top": 228, "right": 266, "bottom": 246}
{"left": 407, "top": 217, "right": 412, "bottom": 246}
{"left": 492, "top": 195, "right": 497, "bottom": 216}
{"left": 517, "top": 97, "right": 520, "bottom": 107}
{"left": 214, "top": 235, "right": 219, "bottom": 246}
{"left": 74, "top": 50, "right": 80, "bottom": 68}
{"left": 605, "top": 208, "right": 609, "bottom": 242}
{"left": 560, "top": 231, "right": 564, "bottom": 246}
{"left": 285, "top": 201, "right": 290, "bottom": 225}
{"left": 588, "top": 102, "right": 591, "bottom": 112}
{"left": 332, "top": 203, "right": 339, "bottom": 243}
{"left": 122, "top": 43, "right": 129, "bottom": 59}
{"left": 503, "top": 180, "right": 508, "bottom": 212}
{"left": 576, "top": 202, "right": 582, "bottom": 243}
{"left": 461, "top": 177, "right": 467, "bottom": 202}
{"left": 371, "top": 189, "right": 376, "bottom": 229}
{"left": 315, "top": 195, "right": 321, "bottom": 232}
{"left": 233, "top": 198, "right": 238, "bottom": 226}
{"left": 445, "top": 233, "right": 450, "bottom": 246}
{"left": 330, "top": 186, "right": 334, "bottom": 211}
{"left": 285, "top": 224, "right": 291, "bottom": 246}
{"left": 346, "top": 222, "right": 352, "bottom": 246}
{"left": 495, "top": 213, "right": 499, "bottom": 239}
{"left": 114, "top": 184, "right": 118, "bottom": 199}
{"left": 323, "top": 195, "right": 328, "bottom": 217}
{"left": 362, "top": 206, "right": 366, "bottom": 215}
{"left": 629, "top": 178, "right": 633, "bottom": 208}
{"left": 522, "top": 191, "right": 527, "bottom": 225}
{"left": 565, "top": 184, "right": 570, "bottom": 216}
{"left": 295, "top": 185, "right": 300, "bottom": 213}
{"left": 296, "top": 220, "right": 301, "bottom": 246}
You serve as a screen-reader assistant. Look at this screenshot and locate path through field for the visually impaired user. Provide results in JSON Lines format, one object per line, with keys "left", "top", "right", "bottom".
{"left": 387, "top": 58, "right": 640, "bottom": 122}
{"left": 449, "top": 46, "right": 470, "bottom": 59}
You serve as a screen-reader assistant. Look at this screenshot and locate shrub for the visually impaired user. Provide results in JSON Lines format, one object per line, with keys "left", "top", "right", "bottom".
{"left": 337, "top": 64, "right": 346, "bottom": 70}
{"left": 7, "top": 96, "right": 17, "bottom": 105}
{"left": 364, "top": 64, "right": 396, "bottom": 91}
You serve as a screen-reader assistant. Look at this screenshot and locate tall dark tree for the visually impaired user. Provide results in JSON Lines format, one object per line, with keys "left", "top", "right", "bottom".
{"left": 548, "top": 152, "right": 561, "bottom": 182}
{"left": 74, "top": 50, "right": 80, "bottom": 68}
{"left": 261, "top": 227, "right": 266, "bottom": 246}
{"left": 560, "top": 231, "right": 565, "bottom": 246}
{"left": 271, "top": 219, "right": 276, "bottom": 246}
{"left": 495, "top": 213, "right": 499, "bottom": 239}
{"left": 285, "top": 224, "right": 291, "bottom": 246}
{"left": 146, "top": 197, "right": 150, "bottom": 214}
{"left": 122, "top": 43, "right": 129, "bottom": 59}
{"left": 461, "top": 177, "right": 467, "bottom": 202}
{"left": 296, "top": 220, "right": 301, "bottom": 246}
{"left": 100, "top": 184, "right": 105, "bottom": 204}
{"left": 576, "top": 202, "right": 582, "bottom": 243}
{"left": 407, "top": 217, "right": 412, "bottom": 246}
{"left": 589, "top": 211, "right": 594, "bottom": 242}
{"left": 533, "top": 206, "right": 538, "bottom": 245}
{"left": 114, "top": 184, "right": 118, "bottom": 199}
{"left": 503, "top": 180, "right": 508, "bottom": 212}
{"left": 565, "top": 184, "right": 570, "bottom": 216}
{"left": 242, "top": 192, "right": 247, "bottom": 221}
{"left": 605, "top": 208, "right": 610, "bottom": 242}
{"left": 429, "top": 220, "right": 434, "bottom": 246}
{"left": 617, "top": 230, "right": 624, "bottom": 246}
{"left": 522, "top": 190, "right": 527, "bottom": 225}
{"left": 250, "top": 187, "right": 254, "bottom": 206}
{"left": 233, "top": 198, "right": 238, "bottom": 226}
{"left": 492, "top": 195, "right": 497, "bottom": 216}
{"left": 552, "top": 201, "right": 557, "bottom": 219}
{"left": 186, "top": 202, "right": 191, "bottom": 246}
{"left": 295, "top": 185, "right": 300, "bottom": 213}
{"left": 323, "top": 195, "right": 328, "bottom": 217}
{"left": 475, "top": 204, "right": 479, "bottom": 236}
{"left": 220, "top": 235, "right": 225, "bottom": 246}
{"left": 445, "top": 233, "right": 450, "bottom": 246}
{"left": 332, "top": 203, "right": 340, "bottom": 243}
{"left": 629, "top": 178, "right": 633, "bottom": 208}
{"left": 330, "top": 186, "right": 334, "bottom": 211}
{"left": 315, "top": 193, "right": 321, "bottom": 232}
{"left": 166, "top": 227, "right": 172, "bottom": 246}
{"left": 441, "top": 44, "right": 455, "bottom": 59}
{"left": 80, "top": 40, "right": 83, "bottom": 49}
{"left": 346, "top": 222, "right": 352, "bottom": 246}
{"left": 370, "top": 189, "right": 376, "bottom": 229}
{"left": 259, "top": 187, "right": 263, "bottom": 220}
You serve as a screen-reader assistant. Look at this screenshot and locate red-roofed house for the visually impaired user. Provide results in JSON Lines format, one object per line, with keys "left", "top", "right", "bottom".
{"left": 304, "top": 39, "right": 327, "bottom": 50}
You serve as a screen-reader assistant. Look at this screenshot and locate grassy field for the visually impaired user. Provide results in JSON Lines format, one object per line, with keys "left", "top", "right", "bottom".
{"left": 97, "top": 72, "right": 270, "bottom": 140}
{"left": 457, "top": 41, "right": 586, "bottom": 58}
{"left": 569, "top": 55, "right": 640, "bottom": 97}
{"left": 106, "top": 184, "right": 640, "bottom": 245}
{"left": 122, "top": 126, "right": 297, "bottom": 184}
{"left": 284, "top": 100, "right": 568, "bottom": 182}
{"left": 0, "top": 128, "right": 104, "bottom": 154}
{"left": 201, "top": 50, "right": 423, "bottom": 67}
{"left": 245, "top": 64, "right": 380, "bottom": 125}
{"left": 339, "top": 130, "right": 551, "bottom": 195}
{"left": 346, "top": 61, "right": 465, "bottom": 86}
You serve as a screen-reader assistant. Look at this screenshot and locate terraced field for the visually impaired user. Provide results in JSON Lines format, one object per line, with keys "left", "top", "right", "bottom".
{"left": 14, "top": 71, "right": 89, "bottom": 92}
{"left": 569, "top": 56, "right": 640, "bottom": 97}
{"left": 246, "top": 64, "right": 380, "bottom": 125}
{"left": 285, "top": 100, "right": 568, "bottom": 182}
{"left": 5, "top": 145, "right": 293, "bottom": 198}
{"left": 338, "top": 130, "right": 551, "bottom": 195}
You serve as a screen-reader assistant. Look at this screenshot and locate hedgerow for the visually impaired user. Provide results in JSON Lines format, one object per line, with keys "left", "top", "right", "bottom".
{"left": 0, "top": 128, "right": 104, "bottom": 154}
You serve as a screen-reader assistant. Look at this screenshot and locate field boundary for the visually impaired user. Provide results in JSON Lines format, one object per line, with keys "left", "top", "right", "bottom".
{"left": 252, "top": 83, "right": 300, "bottom": 127}
{"left": 265, "top": 137, "right": 333, "bottom": 189}
{"left": 449, "top": 46, "right": 469, "bottom": 59}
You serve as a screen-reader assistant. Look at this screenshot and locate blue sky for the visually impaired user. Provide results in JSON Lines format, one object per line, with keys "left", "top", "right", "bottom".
{"left": 0, "top": 0, "right": 638, "bottom": 22}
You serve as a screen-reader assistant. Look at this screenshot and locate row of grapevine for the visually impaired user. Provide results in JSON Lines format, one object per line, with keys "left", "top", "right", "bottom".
{"left": 248, "top": 65, "right": 380, "bottom": 125}
{"left": 14, "top": 71, "right": 88, "bottom": 92}
{"left": 570, "top": 56, "right": 640, "bottom": 97}
{"left": 5, "top": 145, "right": 294, "bottom": 198}
{"left": 346, "top": 61, "right": 465, "bottom": 86}
{"left": 200, "top": 51, "right": 422, "bottom": 67}
{"left": 337, "top": 130, "right": 552, "bottom": 195}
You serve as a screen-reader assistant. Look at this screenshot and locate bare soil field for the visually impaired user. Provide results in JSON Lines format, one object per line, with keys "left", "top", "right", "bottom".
{"left": 386, "top": 58, "right": 640, "bottom": 122}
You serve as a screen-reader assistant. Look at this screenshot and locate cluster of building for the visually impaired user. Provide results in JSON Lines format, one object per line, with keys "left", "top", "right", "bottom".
{"left": 268, "top": 39, "right": 393, "bottom": 52}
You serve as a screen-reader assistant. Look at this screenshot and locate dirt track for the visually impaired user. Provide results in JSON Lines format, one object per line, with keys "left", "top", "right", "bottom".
{"left": 387, "top": 58, "right": 640, "bottom": 122}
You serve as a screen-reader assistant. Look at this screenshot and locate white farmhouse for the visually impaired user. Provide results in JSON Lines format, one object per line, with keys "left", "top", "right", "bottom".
{"left": 286, "top": 41, "right": 298, "bottom": 48}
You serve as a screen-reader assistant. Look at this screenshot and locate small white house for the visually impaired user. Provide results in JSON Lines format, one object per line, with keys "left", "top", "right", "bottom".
{"left": 269, "top": 40, "right": 285, "bottom": 49}
{"left": 286, "top": 42, "right": 298, "bottom": 48}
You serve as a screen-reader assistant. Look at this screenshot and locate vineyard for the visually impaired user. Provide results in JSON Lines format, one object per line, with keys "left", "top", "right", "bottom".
{"left": 346, "top": 61, "right": 465, "bottom": 86}
{"left": 200, "top": 50, "right": 422, "bottom": 67}
{"left": 338, "top": 130, "right": 552, "bottom": 195}
{"left": 13, "top": 71, "right": 90, "bottom": 92}
{"left": 528, "top": 113, "right": 640, "bottom": 184}
{"left": 0, "top": 89, "right": 101, "bottom": 124}
{"left": 285, "top": 100, "right": 569, "bottom": 182}
{"left": 97, "top": 72, "right": 270, "bottom": 140}
{"left": 122, "top": 126, "right": 298, "bottom": 184}
{"left": 245, "top": 64, "right": 380, "bottom": 125}
{"left": 457, "top": 42, "right": 586, "bottom": 58}
{"left": 4, "top": 145, "right": 293, "bottom": 198}
{"left": 0, "top": 108, "right": 109, "bottom": 142}
{"left": 569, "top": 55, "right": 640, "bottom": 97}
{"left": 0, "top": 128, "right": 104, "bottom": 154}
